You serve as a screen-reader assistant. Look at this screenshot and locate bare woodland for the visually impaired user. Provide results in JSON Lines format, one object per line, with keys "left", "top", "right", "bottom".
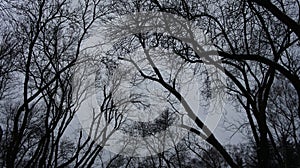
{"left": 0, "top": 0, "right": 300, "bottom": 167}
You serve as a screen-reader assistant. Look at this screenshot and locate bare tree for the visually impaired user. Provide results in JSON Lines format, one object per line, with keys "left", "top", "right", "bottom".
{"left": 0, "top": 0, "right": 121, "bottom": 167}
{"left": 101, "top": 0, "right": 300, "bottom": 167}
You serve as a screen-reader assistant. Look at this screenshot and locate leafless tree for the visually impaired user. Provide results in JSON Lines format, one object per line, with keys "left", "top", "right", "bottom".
{"left": 0, "top": 0, "right": 124, "bottom": 167}
{"left": 101, "top": 0, "right": 300, "bottom": 167}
